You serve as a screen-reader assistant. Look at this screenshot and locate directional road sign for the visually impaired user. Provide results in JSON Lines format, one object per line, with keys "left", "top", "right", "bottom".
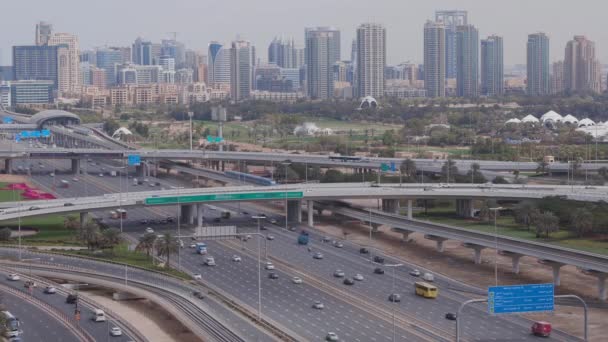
{"left": 2, "top": 117, "right": 13, "bottom": 124}
{"left": 206, "top": 135, "right": 223, "bottom": 143}
{"left": 127, "top": 154, "right": 141, "bottom": 166}
{"left": 380, "top": 163, "right": 389, "bottom": 172}
{"left": 145, "top": 191, "right": 304, "bottom": 205}
{"left": 488, "top": 283, "right": 554, "bottom": 315}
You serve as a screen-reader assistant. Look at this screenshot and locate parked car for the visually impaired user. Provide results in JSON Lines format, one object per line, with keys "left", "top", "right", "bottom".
{"left": 531, "top": 321, "right": 552, "bottom": 337}
{"left": 374, "top": 267, "right": 385, "bottom": 275}
{"left": 359, "top": 247, "right": 369, "bottom": 254}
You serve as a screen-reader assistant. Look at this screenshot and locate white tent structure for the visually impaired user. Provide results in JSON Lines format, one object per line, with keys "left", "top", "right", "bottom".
{"left": 540, "top": 110, "right": 563, "bottom": 123}
{"left": 505, "top": 118, "right": 521, "bottom": 124}
{"left": 562, "top": 114, "right": 579, "bottom": 124}
{"left": 521, "top": 115, "right": 540, "bottom": 123}
{"left": 578, "top": 118, "right": 596, "bottom": 127}
{"left": 111, "top": 127, "right": 133, "bottom": 140}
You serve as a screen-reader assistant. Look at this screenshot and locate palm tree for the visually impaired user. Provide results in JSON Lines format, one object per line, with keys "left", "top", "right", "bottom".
{"left": 155, "top": 233, "right": 179, "bottom": 268}
{"left": 63, "top": 216, "right": 80, "bottom": 230}
{"left": 570, "top": 208, "right": 593, "bottom": 237}
{"left": 441, "top": 159, "right": 458, "bottom": 183}
{"left": 101, "top": 228, "right": 121, "bottom": 249}
{"left": 82, "top": 219, "right": 101, "bottom": 250}
{"left": 400, "top": 159, "right": 417, "bottom": 178}
{"left": 514, "top": 201, "right": 537, "bottom": 231}
{"left": 136, "top": 233, "right": 157, "bottom": 257}
{"left": 533, "top": 211, "right": 559, "bottom": 238}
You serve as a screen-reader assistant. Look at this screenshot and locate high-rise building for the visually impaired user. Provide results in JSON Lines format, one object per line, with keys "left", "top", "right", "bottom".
{"left": 132, "top": 38, "right": 154, "bottom": 66}
{"left": 0, "top": 82, "right": 11, "bottom": 107}
{"left": 356, "top": 23, "right": 386, "bottom": 99}
{"left": 526, "top": 32, "right": 550, "bottom": 96}
{"left": 12, "top": 45, "right": 64, "bottom": 88}
{"left": 268, "top": 38, "right": 301, "bottom": 68}
{"left": 424, "top": 21, "right": 446, "bottom": 98}
{"left": 230, "top": 40, "right": 254, "bottom": 101}
{"left": 481, "top": 35, "right": 504, "bottom": 96}
{"left": 305, "top": 27, "right": 341, "bottom": 99}
{"left": 564, "top": 36, "right": 601, "bottom": 94}
{"left": 435, "top": 10, "right": 468, "bottom": 79}
{"left": 48, "top": 33, "right": 80, "bottom": 93}
{"left": 35, "top": 21, "right": 53, "bottom": 46}
{"left": 208, "top": 42, "right": 231, "bottom": 88}
{"left": 456, "top": 24, "right": 479, "bottom": 97}
{"left": 550, "top": 61, "right": 564, "bottom": 94}
{"left": 10, "top": 80, "right": 54, "bottom": 105}
{"left": 96, "top": 47, "right": 124, "bottom": 86}
{"left": 161, "top": 39, "right": 186, "bottom": 68}
{"left": 90, "top": 66, "right": 106, "bottom": 89}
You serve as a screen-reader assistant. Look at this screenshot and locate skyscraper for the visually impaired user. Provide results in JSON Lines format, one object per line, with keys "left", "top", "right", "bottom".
{"left": 207, "top": 42, "right": 231, "bottom": 88}
{"left": 550, "top": 61, "right": 564, "bottom": 94}
{"left": 96, "top": 47, "right": 124, "bottom": 86}
{"left": 456, "top": 24, "right": 479, "bottom": 97}
{"left": 35, "top": 21, "right": 53, "bottom": 46}
{"left": 563, "top": 36, "right": 601, "bottom": 94}
{"left": 435, "top": 10, "right": 468, "bottom": 79}
{"left": 356, "top": 23, "right": 386, "bottom": 98}
{"left": 161, "top": 39, "right": 186, "bottom": 68}
{"left": 526, "top": 32, "right": 550, "bottom": 96}
{"left": 305, "top": 27, "right": 341, "bottom": 99}
{"left": 424, "top": 21, "right": 446, "bottom": 98}
{"left": 481, "top": 35, "right": 504, "bottom": 97}
{"left": 48, "top": 33, "right": 80, "bottom": 93}
{"left": 12, "top": 45, "right": 65, "bottom": 88}
{"left": 230, "top": 40, "right": 254, "bottom": 101}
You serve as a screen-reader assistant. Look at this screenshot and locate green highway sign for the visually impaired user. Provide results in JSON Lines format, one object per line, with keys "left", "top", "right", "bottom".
{"left": 380, "top": 163, "right": 389, "bottom": 172}
{"left": 145, "top": 191, "right": 304, "bottom": 205}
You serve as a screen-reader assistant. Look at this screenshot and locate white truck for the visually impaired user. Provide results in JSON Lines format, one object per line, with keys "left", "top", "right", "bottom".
{"left": 110, "top": 170, "right": 117, "bottom": 177}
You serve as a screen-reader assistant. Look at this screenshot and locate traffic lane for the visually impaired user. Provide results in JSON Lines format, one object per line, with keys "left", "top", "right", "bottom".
{"left": 1, "top": 286, "right": 81, "bottom": 342}
{"left": 174, "top": 233, "right": 426, "bottom": 342}
{"left": 0, "top": 275, "right": 132, "bottom": 341}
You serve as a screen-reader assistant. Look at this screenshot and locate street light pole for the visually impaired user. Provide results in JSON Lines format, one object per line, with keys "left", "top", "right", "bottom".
{"left": 372, "top": 261, "right": 403, "bottom": 342}
{"left": 251, "top": 215, "right": 265, "bottom": 322}
{"left": 490, "top": 207, "right": 503, "bottom": 286}
{"left": 188, "top": 112, "right": 194, "bottom": 151}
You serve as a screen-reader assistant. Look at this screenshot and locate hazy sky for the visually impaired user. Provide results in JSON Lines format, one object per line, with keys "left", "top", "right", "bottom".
{"left": 1, "top": 0, "right": 606, "bottom": 66}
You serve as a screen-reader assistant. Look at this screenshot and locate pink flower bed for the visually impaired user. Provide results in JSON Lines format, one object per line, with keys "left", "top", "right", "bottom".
{"left": 2, "top": 183, "right": 56, "bottom": 200}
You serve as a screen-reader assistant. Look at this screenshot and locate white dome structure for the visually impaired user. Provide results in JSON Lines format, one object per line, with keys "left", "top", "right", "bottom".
{"left": 521, "top": 115, "right": 540, "bottom": 123}
{"left": 112, "top": 127, "right": 133, "bottom": 139}
{"left": 505, "top": 118, "right": 521, "bottom": 124}
{"left": 540, "top": 110, "right": 563, "bottom": 123}
{"left": 578, "top": 118, "right": 596, "bottom": 127}
{"left": 359, "top": 96, "right": 378, "bottom": 109}
{"left": 562, "top": 114, "right": 579, "bottom": 124}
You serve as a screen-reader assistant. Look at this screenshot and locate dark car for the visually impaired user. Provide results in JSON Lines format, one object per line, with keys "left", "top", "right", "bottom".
{"left": 268, "top": 272, "right": 279, "bottom": 279}
{"left": 213, "top": 218, "right": 221, "bottom": 223}
{"left": 388, "top": 294, "right": 401, "bottom": 302}
{"left": 359, "top": 247, "right": 369, "bottom": 254}
{"left": 66, "top": 294, "right": 78, "bottom": 304}
{"left": 63, "top": 202, "right": 74, "bottom": 207}
{"left": 167, "top": 217, "right": 175, "bottom": 223}
{"left": 193, "top": 291, "right": 205, "bottom": 299}
{"left": 374, "top": 267, "right": 385, "bottom": 275}
{"left": 343, "top": 278, "right": 355, "bottom": 285}
{"left": 445, "top": 313, "right": 457, "bottom": 321}
{"left": 140, "top": 219, "right": 148, "bottom": 225}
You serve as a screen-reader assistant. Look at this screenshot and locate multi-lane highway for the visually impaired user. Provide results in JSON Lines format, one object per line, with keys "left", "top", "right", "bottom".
{"left": 10, "top": 157, "right": 585, "bottom": 341}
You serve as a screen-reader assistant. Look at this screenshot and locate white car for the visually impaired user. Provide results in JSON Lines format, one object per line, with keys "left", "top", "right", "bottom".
{"left": 354, "top": 274, "right": 364, "bottom": 281}
{"left": 292, "top": 277, "right": 303, "bottom": 284}
{"left": 204, "top": 257, "right": 216, "bottom": 266}
{"left": 110, "top": 327, "right": 122, "bottom": 337}
{"left": 44, "top": 286, "right": 57, "bottom": 294}
{"left": 264, "top": 262, "right": 275, "bottom": 270}
{"left": 7, "top": 274, "right": 20, "bottom": 281}
{"left": 270, "top": 219, "right": 277, "bottom": 224}
{"left": 190, "top": 244, "right": 197, "bottom": 248}
{"left": 333, "top": 270, "right": 345, "bottom": 278}
{"left": 409, "top": 269, "right": 421, "bottom": 277}
{"left": 98, "top": 173, "right": 104, "bottom": 177}
{"left": 312, "top": 301, "right": 324, "bottom": 309}
{"left": 145, "top": 227, "right": 154, "bottom": 234}
{"left": 232, "top": 255, "right": 242, "bottom": 262}
{"left": 326, "top": 332, "right": 339, "bottom": 341}
{"left": 193, "top": 273, "right": 202, "bottom": 280}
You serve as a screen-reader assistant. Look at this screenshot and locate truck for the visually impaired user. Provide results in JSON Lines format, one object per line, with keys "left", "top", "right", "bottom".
{"left": 1, "top": 311, "right": 22, "bottom": 337}
{"left": 221, "top": 211, "right": 231, "bottom": 219}
{"left": 297, "top": 230, "right": 310, "bottom": 245}
{"left": 195, "top": 242, "right": 208, "bottom": 255}
{"left": 110, "top": 170, "right": 117, "bottom": 177}
{"left": 132, "top": 178, "right": 138, "bottom": 186}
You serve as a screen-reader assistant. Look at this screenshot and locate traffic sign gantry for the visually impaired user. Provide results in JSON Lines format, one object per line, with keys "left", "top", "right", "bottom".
{"left": 488, "top": 283, "right": 554, "bottom": 315}
{"left": 145, "top": 191, "right": 304, "bottom": 205}
{"left": 127, "top": 154, "right": 141, "bottom": 166}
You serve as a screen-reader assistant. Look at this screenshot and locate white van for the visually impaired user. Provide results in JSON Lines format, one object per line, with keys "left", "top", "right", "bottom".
{"left": 92, "top": 309, "right": 106, "bottom": 322}
{"left": 422, "top": 273, "right": 434, "bottom": 282}
{"left": 204, "top": 257, "right": 216, "bottom": 266}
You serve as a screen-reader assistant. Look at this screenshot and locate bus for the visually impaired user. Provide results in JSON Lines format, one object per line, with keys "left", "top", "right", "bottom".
{"left": 195, "top": 243, "right": 208, "bottom": 255}
{"left": 414, "top": 281, "right": 438, "bottom": 299}
{"left": 1, "top": 311, "right": 22, "bottom": 337}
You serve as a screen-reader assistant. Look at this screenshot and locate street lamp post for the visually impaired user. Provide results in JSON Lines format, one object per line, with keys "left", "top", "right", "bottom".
{"left": 188, "top": 111, "right": 194, "bottom": 151}
{"left": 251, "top": 215, "right": 265, "bottom": 322}
{"left": 490, "top": 207, "right": 503, "bottom": 286}
{"left": 373, "top": 261, "right": 403, "bottom": 342}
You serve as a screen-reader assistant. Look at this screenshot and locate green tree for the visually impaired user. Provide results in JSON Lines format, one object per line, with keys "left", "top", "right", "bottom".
{"left": 136, "top": 233, "right": 157, "bottom": 257}
{"left": 466, "top": 163, "right": 487, "bottom": 183}
{"left": 382, "top": 130, "right": 396, "bottom": 146}
{"left": 321, "top": 169, "right": 345, "bottom": 183}
{"left": 536, "top": 160, "right": 549, "bottom": 174}
{"left": 513, "top": 201, "right": 537, "bottom": 231}
{"left": 533, "top": 211, "right": 559, "bottom": 238}
{"left": 155, "top": 233, "right": 179, "bottom": 268}
{"left": 441, "top": 159, "right": 458, "bottom": 183}
{"left": 101, "top": 228, "right": 121, "bottom": 249}
{"left": 63, "top": 216, "right": 80, "bottom": 230}
{"left": 0, "top": 228, "right": 11, "bottom": 241}
{"left": 82, "top": 219, "right": 101, "bottom": 250}
{"left": 400, "top": 159, "right": 417, "bottom": 178}
{"left": 570, "top": 208, "right": 593, "bottom": 237}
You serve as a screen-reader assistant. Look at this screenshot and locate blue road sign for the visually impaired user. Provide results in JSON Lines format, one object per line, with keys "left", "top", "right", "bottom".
{"left": 390, "top": 162, "right": 396, "bottom": 172}
{"left": 128, "top": 154, "right": 141, "bottom": 166}
{"left": 488, "top": 283, "right": 554, "bottom": 315}
{"left": 41, "top": 129, "right": 50, "bottom": 137}
{"left": 15, "top": 134, "right": 20, "bottom": 142}
{"left": 2, "top": 117, "right": 13, "bottom": 124}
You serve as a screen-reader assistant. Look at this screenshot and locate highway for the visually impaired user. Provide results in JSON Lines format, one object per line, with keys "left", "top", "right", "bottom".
{"left": 14, "top": 158, "right": 585, "bottom": 341}
{"left": 0, "top": 283, "right": 82, "bottom": 342}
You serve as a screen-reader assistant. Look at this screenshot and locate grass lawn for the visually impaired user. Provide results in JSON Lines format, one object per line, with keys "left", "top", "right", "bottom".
{"left": 66, "top": 243, "right": 190, "bottom": 280}
{"left": 414, "top": 205, "right": 608, "bottom": 255}
{"left": 0, "top": 182, "right": 23, "bottom": 202}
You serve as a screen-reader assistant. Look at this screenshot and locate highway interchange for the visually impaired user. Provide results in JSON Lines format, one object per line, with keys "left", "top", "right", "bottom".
{"left": 5, "top": 156, "right": 583, "bottom": 341}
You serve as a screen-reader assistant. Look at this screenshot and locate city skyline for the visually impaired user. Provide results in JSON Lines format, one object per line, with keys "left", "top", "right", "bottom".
{"left": 0, "top": 0, "right": 607, "bottom": 66}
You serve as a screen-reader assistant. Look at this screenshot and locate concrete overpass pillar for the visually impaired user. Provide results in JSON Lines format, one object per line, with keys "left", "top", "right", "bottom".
{"left": 407, "top": 199, "right": 413, "bottom": 219}
{"left": 500, "top": 251, "right": 523, "bottom": 274}
{"left": 425, "top": 235, "right": 448, "bottom": 252}
{"left": 381, "top": 199, "right": 399, "bottom": 214}
{"left": 599, "top": 274, "right": 607, "bottom": 301}
{"left": 135, "top": 164, "right": 145, "bottom": 177}
{"left": 79, "top": 212, "right": 88, "bottom": 228}
{"left": 221, "top": 161, "right": 225, "bottom": 172}
{"left": 307, "top": 200, "right": 314, "bottom": 227}
{"left": 540, "top": 260, "right": 565, "bottom": 286}
{"left": 71, "top": 159, "right": 81, "bottom": 175}
{"left": 196, "top": 204, "right": 204, "bottom": 228}
{"left": 180, "top": 205, "right": 195, "bottom": 225}
{"left": 455, "top": 199, "right": 474, "bottom": 218}
{"left": 463, "top": 243, "right": 486, "bottom": 264}
{"left": 287, "top": 200, "right": 302, "bottom": 223}
{"left": 392, "top": 228, "right": 414, "bottom": 242}
{"left": 4, "top": 159, "right": 12, "bottom": 174}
